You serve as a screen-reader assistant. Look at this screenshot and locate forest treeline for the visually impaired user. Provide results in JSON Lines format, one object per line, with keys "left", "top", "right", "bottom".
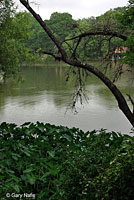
{"left": 13, "top": 6, "right": 134, "bottom": 62}
{"left": 0, "top": 0, "right": 134, "bottom": 81}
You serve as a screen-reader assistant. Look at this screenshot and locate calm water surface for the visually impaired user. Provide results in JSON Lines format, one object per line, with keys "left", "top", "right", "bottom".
{"left": 0, "top": 64, "right": 133, "bottom": 134}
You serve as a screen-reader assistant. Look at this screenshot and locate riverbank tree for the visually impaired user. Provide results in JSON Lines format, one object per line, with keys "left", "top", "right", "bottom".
{"left": 0, "top": 0, "right": 18, "bottom": 82}
{"left": 19, "top": 0, "right": 134, "bottom": 127}
{"left": 0, "top": 1, "right": 38, "bottom": 83}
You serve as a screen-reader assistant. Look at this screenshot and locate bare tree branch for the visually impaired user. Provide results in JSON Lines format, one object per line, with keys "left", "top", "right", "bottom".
{"left": 72, "top": 37, "right": 82, "bottom": 59}
{"left": 63, "top": 41, "right": 74, "bottom": 55}
{"left": 65, "top": 31, "right": 127, "bottom": 42}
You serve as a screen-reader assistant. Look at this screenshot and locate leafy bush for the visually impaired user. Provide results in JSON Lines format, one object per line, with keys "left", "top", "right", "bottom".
{"left": 57, "top": 131, "right": 134, "bottom": 200}
{"left": 0, "top": 122, "right": 133, "bottom": 199}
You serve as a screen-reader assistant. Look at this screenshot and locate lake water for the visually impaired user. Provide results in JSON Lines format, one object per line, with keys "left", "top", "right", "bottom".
{"left": 0, "top": 64, "right": 133, "bottom": 134}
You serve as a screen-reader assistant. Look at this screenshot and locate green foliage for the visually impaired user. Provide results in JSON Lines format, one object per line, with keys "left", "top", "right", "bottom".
{"left": 0, "top": 0, "right": 20, "bottom": 81}
{"left": 115, "top": 0, "right": 134, "bottom": 67}
{"left": 68, "top": 8, "right": 128, "bottom": 60}
{"left": 49, "top": 12, "right": 75, "bottom": 41}
{"left": 20, "top": 12, "right": 52, "bottom": 51}
{"left": 0, "top": 4, "right": 39, "bottom": 83}
{"left": 23, "top": 12, "right": 76, "bottom": 55}
{"left": 116, "top": 1, "right": 134, "bottom": 29}
{"left": 0, "top": 122, "right": 133, "bottom": 199}
{"left": 94, "top": 138, "right": 134, "bottom": 200}
{"left": 0, "top": 0, "right": 14, "bottom": 22}
{"left": 58, "top": 131, "right": 134, "bottom": 200}
{"left": 119, "top": 33, "right": 134, "bottom": 66}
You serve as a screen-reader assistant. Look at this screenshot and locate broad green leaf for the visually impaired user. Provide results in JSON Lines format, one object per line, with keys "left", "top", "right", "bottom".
{"left": 12, "top": 184, "right": 20, "bottom": 193}
{"left": 23, "top": 168, "right": 34, "bottom": 174}
{"left": 27, "top": 175, "right": 36, "bottom": 185}
{"left": 48, "top": 151, "right": 55, "bottom": 158}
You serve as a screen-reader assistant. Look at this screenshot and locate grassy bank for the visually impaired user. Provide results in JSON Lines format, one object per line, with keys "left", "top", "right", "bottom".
{"left": 0, "top": 122, "right": 134, "bottom": 199}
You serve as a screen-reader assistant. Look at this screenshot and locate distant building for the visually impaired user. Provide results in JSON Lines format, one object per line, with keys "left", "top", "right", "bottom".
{"left": 114, "top": 46, "right": 129, "bottom": 54}
{"left": 111, "top": 46, "right": 129, "bottom": 61}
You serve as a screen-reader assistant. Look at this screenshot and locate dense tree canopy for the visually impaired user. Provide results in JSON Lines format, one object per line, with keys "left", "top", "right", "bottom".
{"left": 115, "top": 0, "right": 134, "bottom": 66}
{"left": 0, "top": 1, "right": 37, "bottom": 82}
{"left": 17, "top": 3, "right": 133, "bottom": 64}
{"left": 0, "top": 0, "right": 18, "bottom": 81}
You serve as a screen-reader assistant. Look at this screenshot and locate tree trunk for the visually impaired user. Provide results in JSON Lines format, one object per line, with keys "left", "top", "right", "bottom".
{"left": 20, "top": 0, "right": 134, "bottom": 127}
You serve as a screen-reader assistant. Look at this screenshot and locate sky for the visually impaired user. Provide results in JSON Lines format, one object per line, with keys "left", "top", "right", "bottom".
{"left": 14, "top": 0, "right": 129, "bottom": 20}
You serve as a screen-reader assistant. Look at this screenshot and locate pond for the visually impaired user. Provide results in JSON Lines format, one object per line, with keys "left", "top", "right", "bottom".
{"left": 0, "top": 64, "right": 133, "bottom": 134}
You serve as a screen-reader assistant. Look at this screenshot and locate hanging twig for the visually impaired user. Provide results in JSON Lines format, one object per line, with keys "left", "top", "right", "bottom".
{"left": 72, "top": 37, "right": 82, "bottom": 59}
{"left": 127, "top": 94, "right": 134, "bottom": 114}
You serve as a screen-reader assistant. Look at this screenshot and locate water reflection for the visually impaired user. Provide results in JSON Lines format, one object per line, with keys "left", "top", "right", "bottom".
{"left": 0, "top": 65, "right": 133, "bottom": 134}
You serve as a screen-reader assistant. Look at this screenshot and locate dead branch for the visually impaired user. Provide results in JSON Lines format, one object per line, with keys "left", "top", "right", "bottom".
{"left": 113, "top": 64, "right": 123, "bottom": 82}
{"left": 64, "top": 31, "right": 127, "bottom": 42}
{"left": 72, "top": 37, "right": 82, "bottom": 59}
{"left": 63, "top": 41, "right": 74, "bottom": 55}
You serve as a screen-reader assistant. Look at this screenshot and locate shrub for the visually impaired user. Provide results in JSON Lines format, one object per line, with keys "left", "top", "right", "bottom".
{"left": 0, "top": 122, "right": 133, "bottom": 199}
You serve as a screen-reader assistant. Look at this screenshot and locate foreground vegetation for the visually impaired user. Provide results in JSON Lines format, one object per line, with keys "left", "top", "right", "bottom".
{"left": 0, "top": 122, "right": 133, "bottom": 199}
